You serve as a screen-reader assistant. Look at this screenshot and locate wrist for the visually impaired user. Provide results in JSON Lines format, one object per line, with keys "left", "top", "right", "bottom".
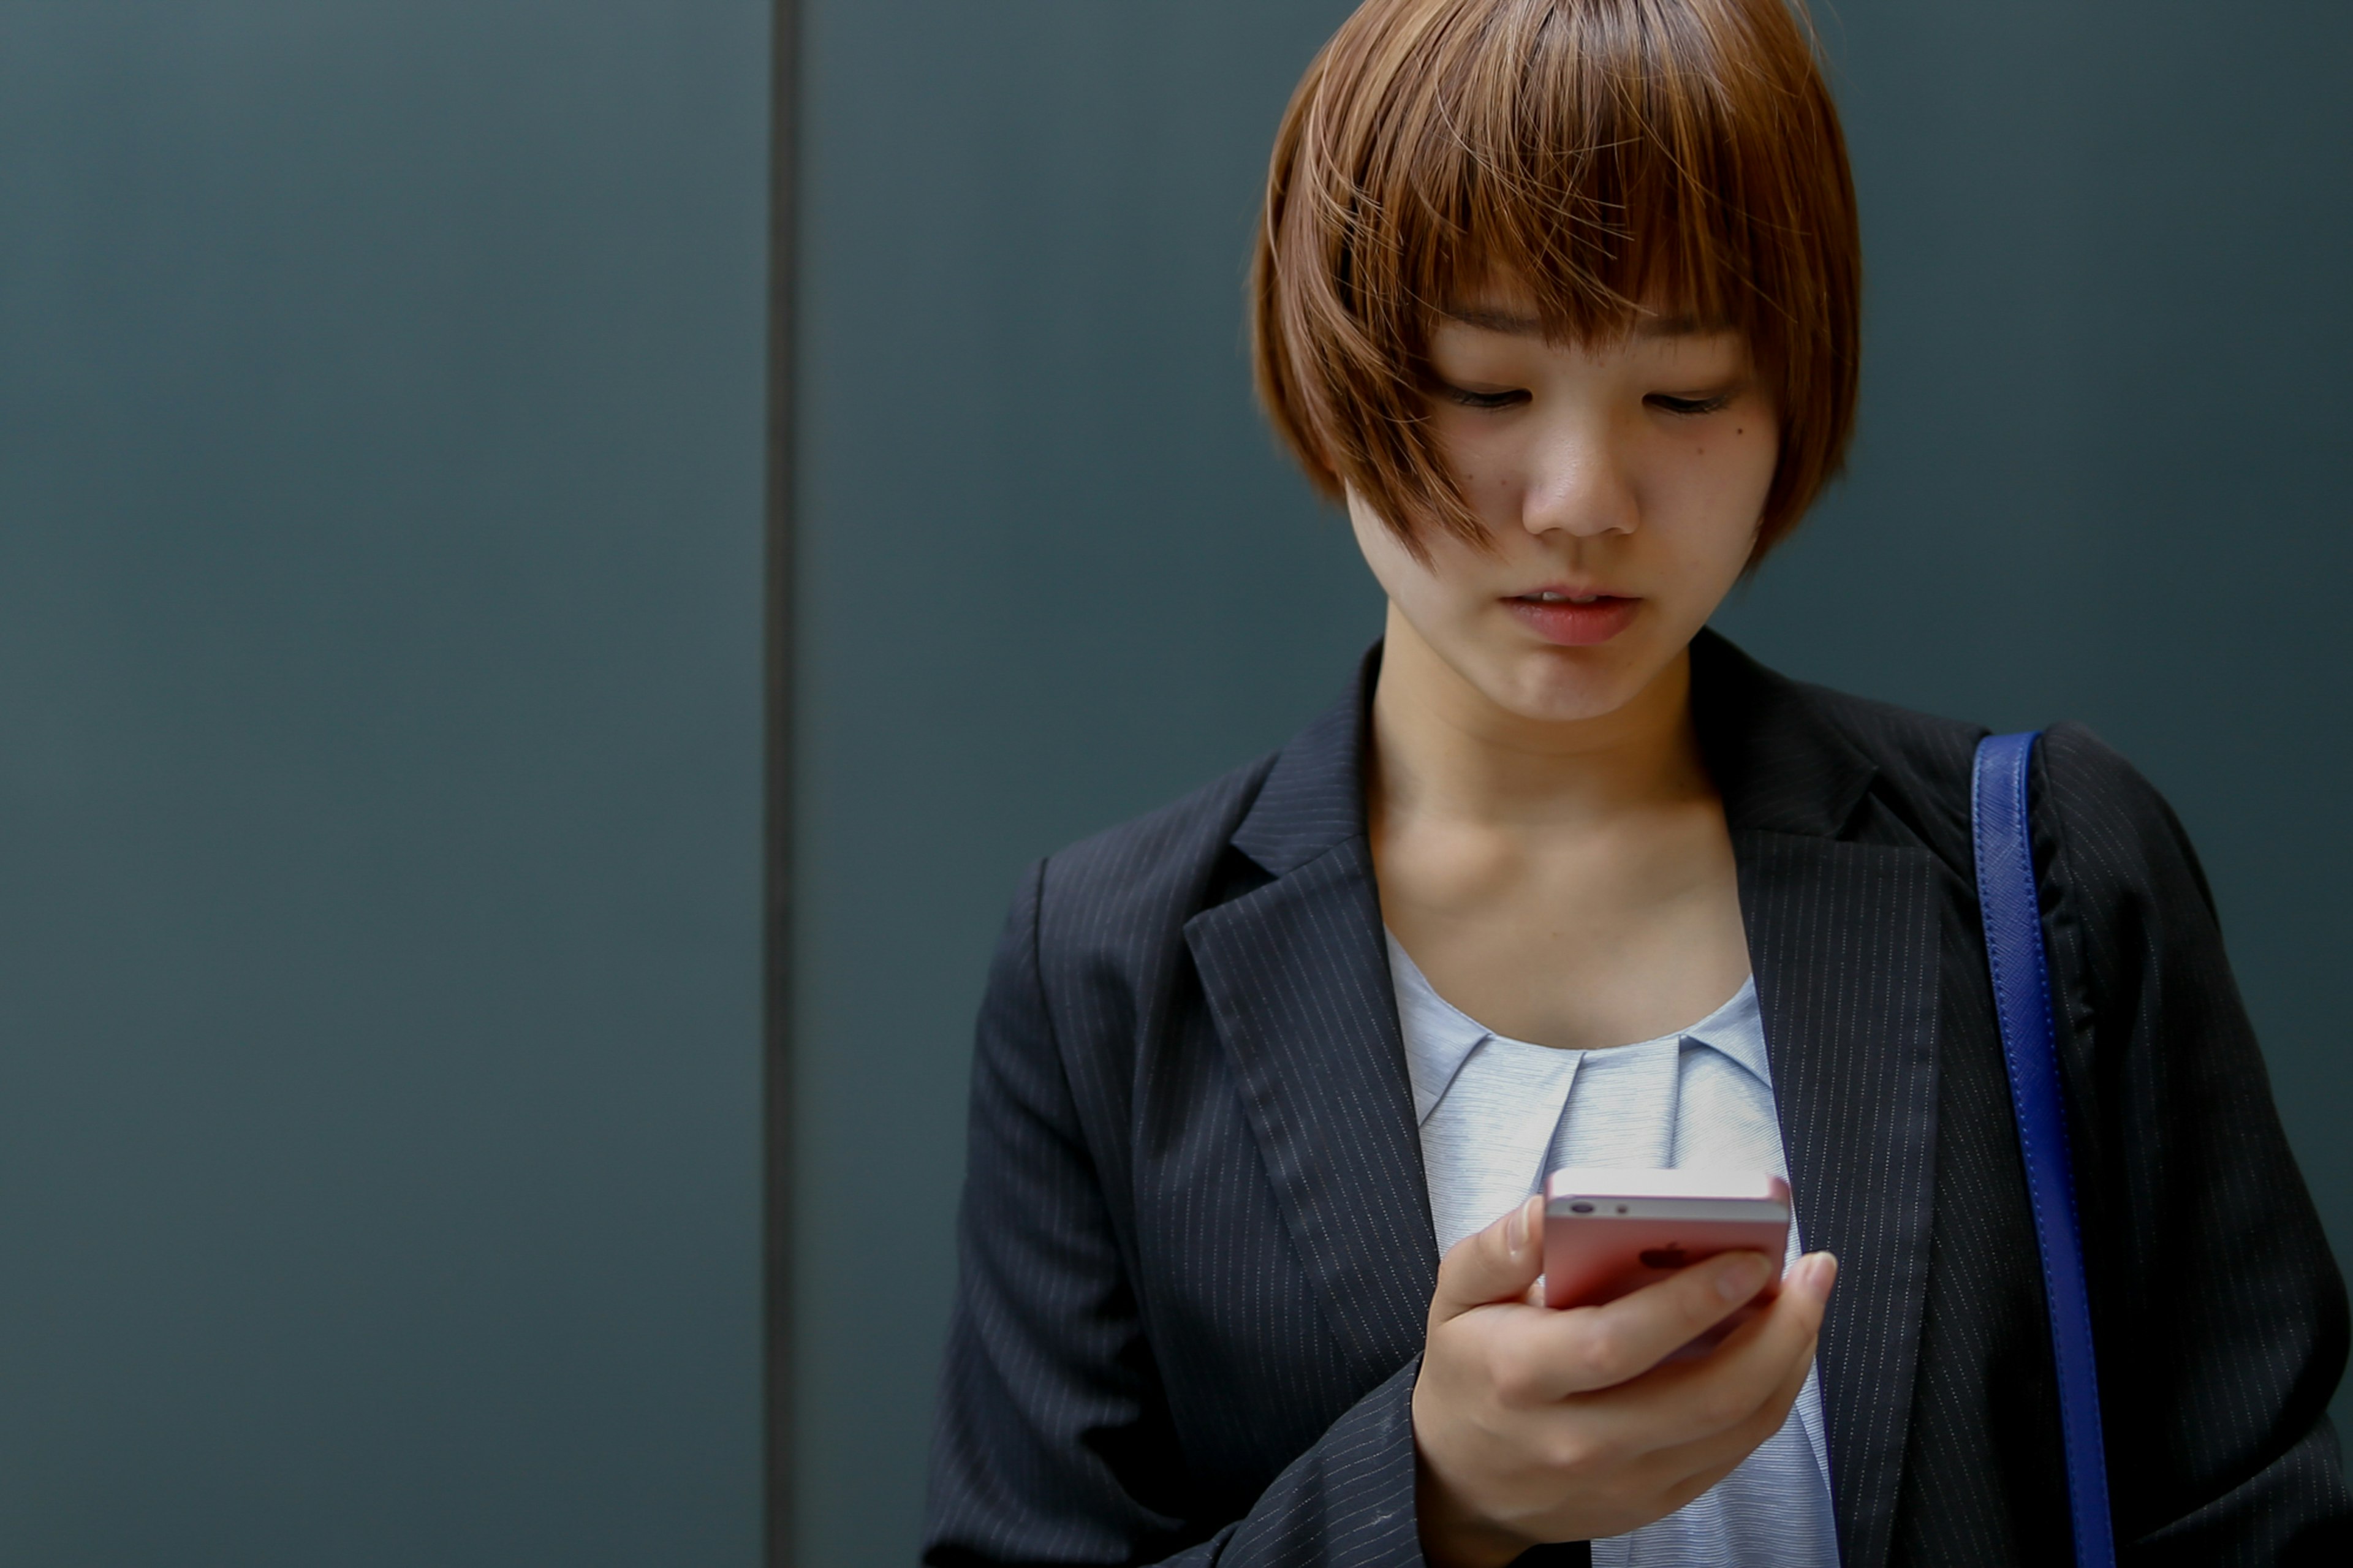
{"left": 1415, "top": 1460, "right": 1535, "bottom": 1568}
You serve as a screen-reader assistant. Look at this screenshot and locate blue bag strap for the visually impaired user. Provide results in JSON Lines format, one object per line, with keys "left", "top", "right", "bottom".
{"left": 1971, "top": 732, "right": 2115, "bottom": 1568}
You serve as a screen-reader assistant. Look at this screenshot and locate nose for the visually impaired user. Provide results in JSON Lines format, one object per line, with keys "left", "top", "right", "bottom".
{"left": 1518, "top": 411, "right": 1639, "bottom": 540}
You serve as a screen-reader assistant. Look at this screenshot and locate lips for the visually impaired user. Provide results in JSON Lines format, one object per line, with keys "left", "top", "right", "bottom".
{"left": 1501, "top": 589, "right": 1640, "bottom": 646}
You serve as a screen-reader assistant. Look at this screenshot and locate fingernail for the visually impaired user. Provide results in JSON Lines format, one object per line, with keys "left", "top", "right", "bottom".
{"left": 1716, "top": 1251, "right": 1772, "bottom": 1302}
{"left": 1801, "top": 1252, "right": 1840, "bottom": 1295}
{"left": 1506, "top": 1197, "right": 1531, "bottom": 1254}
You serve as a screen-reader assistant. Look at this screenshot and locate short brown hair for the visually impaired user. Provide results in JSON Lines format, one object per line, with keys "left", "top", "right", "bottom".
{"left": 1252, "top": 0, "right": 1860, "bottom": 560}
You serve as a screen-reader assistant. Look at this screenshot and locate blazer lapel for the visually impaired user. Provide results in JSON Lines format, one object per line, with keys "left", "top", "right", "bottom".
{"left": 1186, "top": 651, "right": 1438, "bottom": 1382}
{"left": 1738, "top": 831, "right": 1940, "bottom": 1568}
{"left": 1697, "top": 634, "right": 1942, "bottom": 1568}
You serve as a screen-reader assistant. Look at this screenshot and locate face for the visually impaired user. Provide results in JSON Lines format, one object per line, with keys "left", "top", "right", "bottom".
{"left": 1349, "top": 278, "right": 1779, "bottom": 728}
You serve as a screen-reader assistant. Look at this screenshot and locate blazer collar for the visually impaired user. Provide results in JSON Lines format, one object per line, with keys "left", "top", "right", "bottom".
{"left": 1227, "top": 629, "right": 1882, "bottom": 879}
{"left": 1689, "top": 629, "right": 1880, "bottom": 838}
{"left": 1229, "top": 643, "right": 1382, "bottom": 877}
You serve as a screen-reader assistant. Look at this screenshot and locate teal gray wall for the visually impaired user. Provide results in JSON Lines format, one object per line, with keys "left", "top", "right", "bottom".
{"left": 5, "top": 0, "right": 2346, "bottom": 1563}
{"left": 793, "top": 3, "right": 1375, "bottom": 1559}
{"left": 0, "top": 2, "right": 767, "bottom": 1561}
{"left": 795, "top": 1, "right": 2353, "bottom": 1562}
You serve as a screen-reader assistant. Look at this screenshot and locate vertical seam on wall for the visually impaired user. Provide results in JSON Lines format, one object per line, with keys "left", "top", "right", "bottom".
{"left": 763, "top": 0, "right": 802, "bottom": 1562}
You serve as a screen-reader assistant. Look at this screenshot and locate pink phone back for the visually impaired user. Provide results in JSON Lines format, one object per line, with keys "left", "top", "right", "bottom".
{"left": 1541, "top": 1168, "right": 1790, "bottom": 1314}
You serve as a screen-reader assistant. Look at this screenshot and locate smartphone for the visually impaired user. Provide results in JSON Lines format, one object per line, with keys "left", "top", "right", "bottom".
{"left": 1542, "top": 1168, "right": 1791, "bottom": 1354}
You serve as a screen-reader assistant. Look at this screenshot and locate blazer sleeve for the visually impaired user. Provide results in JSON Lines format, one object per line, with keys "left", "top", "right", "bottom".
{"left": 921, "top": 860, "right": 1432, "bottom": 1568}
{"left": 2036, "top": 724, "right": 2353, "bottom": 1564}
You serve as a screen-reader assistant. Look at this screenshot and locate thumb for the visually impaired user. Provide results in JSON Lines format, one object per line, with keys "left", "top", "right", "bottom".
{"left": 1430, "top": 1194, "right": 1545, "bottom": 1324}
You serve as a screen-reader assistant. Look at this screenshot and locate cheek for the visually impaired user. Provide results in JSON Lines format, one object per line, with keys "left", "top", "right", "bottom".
{"left": 1656, "top": 419, "right": 1778, "bottom": 548}
{"left": 1346, "top": 491, "right": 1434, "bottom": 605}
{"left": 1346, "top": 488, "right": 1488, "bottom": 618}
{"left": 1426, "top": 412, "right": 1521, "bottom": 512}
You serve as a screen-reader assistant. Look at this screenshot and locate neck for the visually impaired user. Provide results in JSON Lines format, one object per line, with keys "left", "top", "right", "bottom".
{"left": 1366, "top": 605, "right": 1712, "bottom": 831}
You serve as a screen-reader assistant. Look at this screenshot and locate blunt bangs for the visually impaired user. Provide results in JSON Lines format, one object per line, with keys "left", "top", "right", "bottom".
{"left": 1252, "top": 0, "right": 1860, "bottom": 560}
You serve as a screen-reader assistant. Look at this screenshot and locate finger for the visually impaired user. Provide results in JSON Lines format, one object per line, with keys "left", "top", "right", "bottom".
{"left": 1483, "top": 1246, "right": 1779, "bottom": 1398}
{"left": 1667, "top": 1250, "right": 1836, "bottom": 1373}
{"left": 1520, "top": 1338, "right": 1820, "bottom": 1548}
{"left": 1623, "top": 1317, "right": 1823, "bottom": 1507}
{"left": 1429, "top": 1195, "right": 1546, "bottom": 1324}
{"left": 1783, "top": 1250, "right": 1838, "bottom": 1325}
{"left": 1696, "top": 1249, "right": 1836, "bottom": 1377}
{"left": 1586, "top": 1251, "right": 1836, "bottom": 1445}
{"left": 1629, "top": 1392, "right": 1794, "bottom": 1521}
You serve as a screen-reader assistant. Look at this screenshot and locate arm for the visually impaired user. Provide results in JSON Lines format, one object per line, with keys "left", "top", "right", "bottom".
{"left": 920, "top": 860, "right": 1431, "bottom": 1568}
{"left": 2036, "top": 725, "right": 2352, "bottom": 1563}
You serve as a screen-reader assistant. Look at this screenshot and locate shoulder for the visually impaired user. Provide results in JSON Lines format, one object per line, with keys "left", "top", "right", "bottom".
{"left": 1028, "top": 749, "right": 1276, "bottom": 957}
{"left": 1025, "top": 646, "right": 1374, "bottom": 955}
{"left": 1815, "top": 680, "right": 2205, "bottom": 905}
{"left": 1756, "top": 659, "right": 2209, "bottom": 917}
{"left": 1798, "top": 677, "right": 1985, "bottom": 819}
{"left": 2031, "top": 722, "right": 2218, "bottom": 923}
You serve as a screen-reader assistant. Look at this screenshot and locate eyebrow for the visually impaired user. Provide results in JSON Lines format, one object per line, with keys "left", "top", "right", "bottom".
{"left": 1439, "top": 306, "right": 1732, "bottom": 339}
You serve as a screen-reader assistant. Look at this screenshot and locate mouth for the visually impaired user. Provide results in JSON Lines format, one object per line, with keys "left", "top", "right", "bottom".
{"left": 1501, "top": 588, "right": 1640, "bottom": 646}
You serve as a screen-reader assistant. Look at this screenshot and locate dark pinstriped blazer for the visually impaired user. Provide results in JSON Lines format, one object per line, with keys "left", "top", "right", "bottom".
{"left": 923, "top": 632, "right": 2350, "bottom": 1567}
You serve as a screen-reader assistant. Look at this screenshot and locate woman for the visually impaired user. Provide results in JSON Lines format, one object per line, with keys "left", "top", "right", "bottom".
{"left": 922, "top": 0, "right": 2351, "bottom": 1563}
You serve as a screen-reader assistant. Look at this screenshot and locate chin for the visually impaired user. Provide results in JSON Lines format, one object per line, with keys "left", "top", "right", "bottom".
{"left": 1485, "top": 646, "right": 1651, "bottom": 723}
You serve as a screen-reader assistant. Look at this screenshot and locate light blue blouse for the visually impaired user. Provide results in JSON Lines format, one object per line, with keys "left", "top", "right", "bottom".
{"left": 1386, "top": 935, "right": 1840, "bottom": 1568}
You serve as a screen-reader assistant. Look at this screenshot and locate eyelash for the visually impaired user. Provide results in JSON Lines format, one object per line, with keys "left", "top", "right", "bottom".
{"left": 1647, "top": 393, "right": 1734, "bottom": 416}
{"left": 1438, "top": 386, "right": 1734, "bottom": 415}
{"left": 1442, "top": 387, "right": 1529, "bottom": 411}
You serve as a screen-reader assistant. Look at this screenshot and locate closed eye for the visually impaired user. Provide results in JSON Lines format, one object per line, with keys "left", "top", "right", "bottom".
{"left": 1646, "top": 392, "right": 1735, "bottom": 415}
{"left": 1438, "top": 384, "right": 1531, "bottom": 411}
